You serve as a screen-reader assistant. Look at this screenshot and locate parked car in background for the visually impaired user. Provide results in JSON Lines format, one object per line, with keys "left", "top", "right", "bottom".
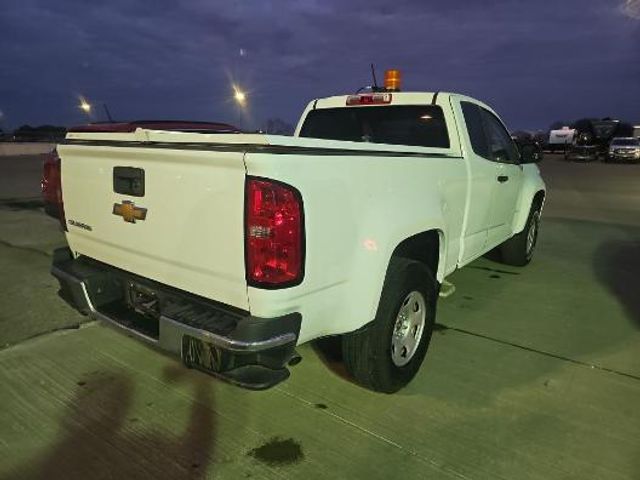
{"left": 565, "top": 118, "right": 634, "bottom": 162}
{"left": 565, "top": 130, "right": 599, "bottom": 162}
{"left": 606, "top": 137, "right": 640, "bottom": 163}
{"left": 511, "top": 131, "right": 544, "bottom": 162}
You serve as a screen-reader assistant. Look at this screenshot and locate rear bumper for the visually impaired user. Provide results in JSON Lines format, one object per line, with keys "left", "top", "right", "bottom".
{"left": 51, "top": 248, "right": 301, "bottom": 390}
{"left": 609, "top": 154, "right": 640, "bottom": 162}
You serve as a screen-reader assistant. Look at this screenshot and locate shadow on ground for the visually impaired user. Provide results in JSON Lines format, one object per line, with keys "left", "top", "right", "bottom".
{"left": 312, "top": 336, "right": 350, "bottom": 382}
{"left": 593, "top": 239, "right": 640, "bottom": 328}
{"left": 11, "top": 365, "right": 217, "bottom": 480}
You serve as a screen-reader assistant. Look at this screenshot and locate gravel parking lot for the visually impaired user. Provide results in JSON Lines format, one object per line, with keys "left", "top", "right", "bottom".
{"left": 0, "top": 154, "right": 638, "bottom": 479}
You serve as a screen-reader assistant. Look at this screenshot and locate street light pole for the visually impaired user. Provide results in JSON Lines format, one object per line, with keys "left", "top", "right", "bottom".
{"left": 103, "top": 103, "right": 114, "bottom": 122}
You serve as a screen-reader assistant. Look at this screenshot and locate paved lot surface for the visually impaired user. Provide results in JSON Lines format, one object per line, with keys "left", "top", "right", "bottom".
{"left": 0, "top": 153, "right": 49, "bottom": 202}
{"left": 0, "top": 154, "right": 639, "bottom": 479}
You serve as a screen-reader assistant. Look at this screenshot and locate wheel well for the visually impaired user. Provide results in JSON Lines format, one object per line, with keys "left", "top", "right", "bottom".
{"left": 533, "top": 190, "right": 545, "bottom": 208}
{"left": 391, "top": 230, "right": 441, "bottom": 279}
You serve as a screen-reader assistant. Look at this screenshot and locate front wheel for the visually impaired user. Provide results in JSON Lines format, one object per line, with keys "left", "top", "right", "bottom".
{"left": 499, "top": 202, "right": 542, "bottom": 266}
{"left": 342, "top": 258, "right": 437, "bottom": 393}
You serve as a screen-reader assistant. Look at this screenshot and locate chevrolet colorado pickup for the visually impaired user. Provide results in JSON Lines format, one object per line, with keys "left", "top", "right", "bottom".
{"left": 51, "top": 85, "right": 546, "bottom": 393}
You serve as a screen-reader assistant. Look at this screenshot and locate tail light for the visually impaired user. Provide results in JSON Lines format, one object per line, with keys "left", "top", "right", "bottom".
{"left": 41, "top": 150, "right": 67, "bottom": 231}
{"left": 245, "top": 177, "right": 304, "bottom": 288}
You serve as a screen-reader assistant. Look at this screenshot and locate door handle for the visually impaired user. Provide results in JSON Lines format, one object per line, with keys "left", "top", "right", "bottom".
{"left": 497, "top": 175, "right": 509, "bottom": 183}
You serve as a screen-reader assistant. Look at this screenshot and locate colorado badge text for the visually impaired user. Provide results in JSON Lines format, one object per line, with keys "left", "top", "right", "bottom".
{"left": 112, "top": 200, "right": 147, "bottom": 223}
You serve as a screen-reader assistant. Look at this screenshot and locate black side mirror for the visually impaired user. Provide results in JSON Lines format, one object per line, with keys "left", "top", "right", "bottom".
{"left": 520, "top": 143, "right": 542, "bottom": 163}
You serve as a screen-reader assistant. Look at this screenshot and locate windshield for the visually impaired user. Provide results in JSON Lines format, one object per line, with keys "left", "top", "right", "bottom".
{"left": 591, "top": 121, "right": 618, "bottom": 139}
{"left": 299, "top": 105, "right": 450, "bottom": 148}
{"left": 611, "top": 138, "right": 639, "bottom": 146}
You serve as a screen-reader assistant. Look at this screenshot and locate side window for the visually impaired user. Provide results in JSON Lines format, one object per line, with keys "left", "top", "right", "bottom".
{"left": 480, "top": 109, "right": 519, "bottom": 164}
{"left": 461, "top": 102, "right": 489, "bottom": 158}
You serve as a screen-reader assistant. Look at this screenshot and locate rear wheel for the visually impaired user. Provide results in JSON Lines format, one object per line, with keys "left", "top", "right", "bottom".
{"left": 342, "top": 258, "right": 437, "bottom": 393}
{"left": 499, "top": 202, "right": 542, "bottom": 266}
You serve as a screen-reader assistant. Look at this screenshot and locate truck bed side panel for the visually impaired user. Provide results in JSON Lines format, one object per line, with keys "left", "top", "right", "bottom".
{"left": 244, "top": 151, "right": 467, "bottom": 343}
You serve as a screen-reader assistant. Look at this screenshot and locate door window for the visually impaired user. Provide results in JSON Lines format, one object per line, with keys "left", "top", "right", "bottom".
{"left": 480, "top": 109, "right": 519, "bottom": 164}
{"left": 461, "top": 102, "right": 490, "bottom": 158}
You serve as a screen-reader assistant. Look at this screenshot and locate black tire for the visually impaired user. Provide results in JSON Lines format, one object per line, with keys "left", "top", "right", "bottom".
{"left": 499, "top": 201, "right": 542, "bottom": 266}
{"left": 342, "top": 258, "right": 437, "bottom": 393}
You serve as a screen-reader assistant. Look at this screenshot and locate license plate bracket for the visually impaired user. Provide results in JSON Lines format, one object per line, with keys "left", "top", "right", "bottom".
{"left": 182, "top": 335, "right": 223, "bottom": 373}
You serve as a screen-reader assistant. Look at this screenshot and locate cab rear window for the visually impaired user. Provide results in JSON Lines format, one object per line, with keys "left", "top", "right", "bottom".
{"left": 299, "top": 105, "right": 450, "bottom": 148}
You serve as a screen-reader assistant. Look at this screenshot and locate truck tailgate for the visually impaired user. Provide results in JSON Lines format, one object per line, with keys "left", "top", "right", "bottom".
{"left": 57, "top": 143, "right": 249, "bottom": 311}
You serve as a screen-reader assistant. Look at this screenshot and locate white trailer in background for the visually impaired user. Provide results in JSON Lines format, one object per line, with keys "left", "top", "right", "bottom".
{"left": 633, "top": 125, "right": 640, "bottom": 139}
{"left": 548, "top": 126, "right": 576, "bottom": 152}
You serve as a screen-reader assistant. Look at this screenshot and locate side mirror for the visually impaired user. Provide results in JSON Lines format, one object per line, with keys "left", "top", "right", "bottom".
{"left": 520, "top": 143, "right": 542, "bottom": 163}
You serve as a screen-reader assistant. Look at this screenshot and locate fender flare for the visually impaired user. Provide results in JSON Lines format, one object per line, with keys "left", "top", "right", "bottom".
{"left": 512, "top": 167, "right": 546, "bottom": 234}
{"left": 363, "top": 224, "right": 446, "bottom": 323}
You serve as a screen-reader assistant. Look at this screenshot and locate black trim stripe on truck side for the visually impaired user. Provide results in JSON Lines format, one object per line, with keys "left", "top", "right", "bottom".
{"left": 60, "top": 139, "right": 462, "bottom": 159}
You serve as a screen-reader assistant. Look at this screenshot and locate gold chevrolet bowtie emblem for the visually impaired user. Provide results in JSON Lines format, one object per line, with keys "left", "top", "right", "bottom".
{"left": 113, "top": 200, "right": 147, "bottom": 223}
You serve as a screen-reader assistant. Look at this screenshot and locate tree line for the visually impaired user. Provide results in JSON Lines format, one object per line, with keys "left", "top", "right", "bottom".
{"left": 1, "top": 125, "right": 67, "bottom": 142}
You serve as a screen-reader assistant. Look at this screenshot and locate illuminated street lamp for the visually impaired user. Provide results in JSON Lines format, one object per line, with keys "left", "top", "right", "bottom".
{"left": 77, "top": 96, "right": 114, "bottom": 122}
{"left": 233, "top": 84, "right": 247, "bottom": 107}
{"left": 231, "top": 84, "right": 248, "bottom": 129}
{"left": 79, "top": 98, "right": 92, "bottom": 114}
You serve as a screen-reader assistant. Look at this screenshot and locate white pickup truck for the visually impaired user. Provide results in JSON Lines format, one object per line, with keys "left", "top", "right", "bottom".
{"left": 51, "top": 85, "right": 546, "bottom": 393}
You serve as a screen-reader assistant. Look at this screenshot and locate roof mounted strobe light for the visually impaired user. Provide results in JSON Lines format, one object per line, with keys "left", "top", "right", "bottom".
{"left": 384, "top": 69, "right": 401, "bottom": 91}
{"left": 346, "top": 93, "right": 392, "bottom": 106}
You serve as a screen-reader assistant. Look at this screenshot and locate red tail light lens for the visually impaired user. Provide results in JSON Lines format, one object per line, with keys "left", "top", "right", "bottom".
{"left": 41, "top": 150, "right": 67, "bottom": 230}
{"left": 245, "top": 177, "right": 304, "bottom": 288}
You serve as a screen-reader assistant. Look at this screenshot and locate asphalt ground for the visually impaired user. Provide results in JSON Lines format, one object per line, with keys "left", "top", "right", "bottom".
{"left": 0, "top": 154, "right": 638, "bottom": 479}
{"left": 0, "top": 153, "right": 50, "bottom": 202}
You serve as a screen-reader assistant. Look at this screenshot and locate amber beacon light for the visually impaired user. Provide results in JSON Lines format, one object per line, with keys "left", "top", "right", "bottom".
{"left": 384, "top": 69, "right": 402, "bottom": 91}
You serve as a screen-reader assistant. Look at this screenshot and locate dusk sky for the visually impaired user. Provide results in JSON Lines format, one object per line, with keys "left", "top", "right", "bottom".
{"left": 1, "top": 0, "right": 639, "bottom": 132}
